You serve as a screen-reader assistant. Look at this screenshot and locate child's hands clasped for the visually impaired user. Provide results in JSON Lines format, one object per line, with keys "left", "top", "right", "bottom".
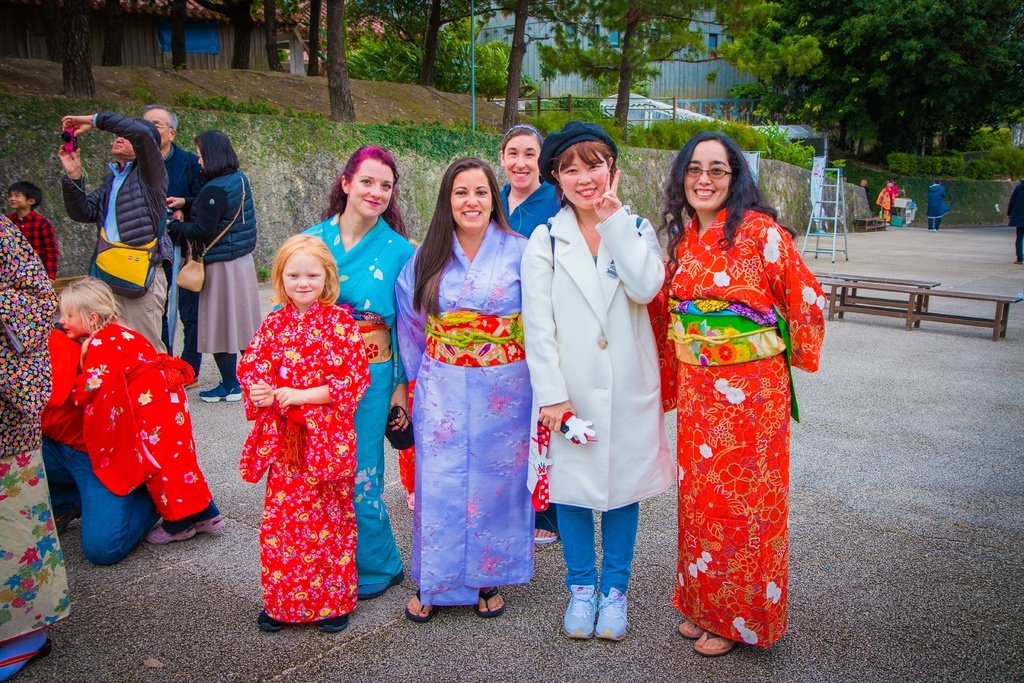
{"left": 249, "top": 380, "right": 275, "bottom": 408}
{"left": 273, "top": 386, "right": 307, "bottom": 408}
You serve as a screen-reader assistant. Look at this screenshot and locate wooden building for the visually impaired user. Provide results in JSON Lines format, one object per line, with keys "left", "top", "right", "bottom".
{"left": 0, "top": 0, "right": 305, "bottom": 73}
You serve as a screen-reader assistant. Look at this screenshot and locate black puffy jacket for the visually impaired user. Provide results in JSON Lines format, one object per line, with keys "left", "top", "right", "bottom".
{"left": 62, "top": 111, "right": 169, "bottom": 259}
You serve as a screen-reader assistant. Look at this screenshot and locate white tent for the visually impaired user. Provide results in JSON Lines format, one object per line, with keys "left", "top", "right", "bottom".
{"left": 599, "top": 94, "right": 715, "bottom": 127}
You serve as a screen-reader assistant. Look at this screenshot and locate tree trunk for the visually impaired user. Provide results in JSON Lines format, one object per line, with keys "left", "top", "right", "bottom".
{"left": 419, "top": 0, "right": 442, "bottom": 87}
{"left": 613, "top": 19, "right": 637, "bottom": 135}
{"left": 102, "top": 0, "right": 123, "bottom": 66}
{"left": 171, "top": 0, "right": 187, "bottom": 68}
{"left": 306, "top": 0, "right": 321, "bottom": 77}
{"left": 264, "top": 0, "right": 284, "bottom": 71}
{"left": 501, "top": 0, "right": 530, "bottom": 132}
{"left": 229, "top": 4, "right": 254, "bottom": 69}
{"left": 62, "top": 0, "right": 94, "bottom": 99}
{"left": 41, "top": 0, "right": 63, "bottom": 62}
{"left": 326, "top": 0, "right": 355, "bottom": 121}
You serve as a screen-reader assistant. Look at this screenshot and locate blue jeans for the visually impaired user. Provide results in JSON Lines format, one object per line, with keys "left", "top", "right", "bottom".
{"left": 557, "top": 502, "right": 639, "bottom": 596}
{"left": 42, "top": 436, "right": 158, "bottom": 566}
{"left": 1015, "top": 226, "right": 1024, "bottom": 263}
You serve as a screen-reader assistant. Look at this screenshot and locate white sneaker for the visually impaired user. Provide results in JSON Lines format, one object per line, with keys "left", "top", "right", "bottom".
{"left": 563, "top": 585, "right": 597, "bottom": 638}
{"left": 595, "top": 588, "right": 628, "bottom": 640}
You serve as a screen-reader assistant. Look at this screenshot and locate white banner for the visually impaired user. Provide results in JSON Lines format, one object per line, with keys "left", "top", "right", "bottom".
{"left": 810, "top": 156, "right": 827, "bottom": 219}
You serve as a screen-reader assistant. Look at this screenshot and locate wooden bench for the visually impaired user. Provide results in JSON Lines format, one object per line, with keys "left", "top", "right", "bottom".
{"left": 820, "top": 277, "right": 1021, "bottom": 340}
{"left": 852, "top": 217, "right": 887, "bottom": 232}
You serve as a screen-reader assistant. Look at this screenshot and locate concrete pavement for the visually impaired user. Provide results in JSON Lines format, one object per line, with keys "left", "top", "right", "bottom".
{"left": 19, "top": 224, "right": 1024, "bottom": 682}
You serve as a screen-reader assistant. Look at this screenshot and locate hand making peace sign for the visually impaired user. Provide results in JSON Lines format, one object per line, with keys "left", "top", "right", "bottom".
{"left": 592, "top": 167, "right": 622, "bottom": 222}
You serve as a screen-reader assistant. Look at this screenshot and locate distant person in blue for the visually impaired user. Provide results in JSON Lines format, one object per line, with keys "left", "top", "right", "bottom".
{"left": 303, "top": 146, "right": 414, "bottom": 600}
{"left": 926, "top": 180, "right": 949, "bottom": 232}
{"left": 498, "top": 123, "right": 562, "bottom": 545}
{"left": 499, "top": 124, "right": 562, "bottom": 239}
{"left": 1006, "top": 178, "right": 1024, "bottom": 264}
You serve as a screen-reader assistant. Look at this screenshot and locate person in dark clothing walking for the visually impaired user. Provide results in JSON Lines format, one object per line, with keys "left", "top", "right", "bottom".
{"left": 144, "top": 104, "right": 203, "bottom": 375}
{"left": 1007, "top": 179, "right": 1024, "bottom": 264}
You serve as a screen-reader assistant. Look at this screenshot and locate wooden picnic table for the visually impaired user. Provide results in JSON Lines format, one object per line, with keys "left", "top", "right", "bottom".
{"left": 819, "top": 276, "right": 1021, "bottom": 341}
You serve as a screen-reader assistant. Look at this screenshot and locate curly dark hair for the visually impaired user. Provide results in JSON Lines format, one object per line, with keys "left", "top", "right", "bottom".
{"left": 659, "top": 131, "right": 792, "bottom": 276}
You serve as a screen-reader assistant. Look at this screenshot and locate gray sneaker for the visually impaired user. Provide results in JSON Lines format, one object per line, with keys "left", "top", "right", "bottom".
{"left": 595, "top": 588, "right": 628, "bottom": 640}
{"left": 563, "top": 584, "right": 597, "bottom": 638}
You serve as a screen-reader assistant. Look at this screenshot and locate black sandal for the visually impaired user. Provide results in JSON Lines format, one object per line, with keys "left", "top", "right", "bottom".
{"left": 473, "top": 587, "right": 505, "bottom": 618}
{"left": 404, "top": 590, "right": 436, "bottom": 623}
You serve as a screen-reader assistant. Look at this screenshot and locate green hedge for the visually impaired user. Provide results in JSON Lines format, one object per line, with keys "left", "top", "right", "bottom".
{"left": 885, "top": 150, "right": 1023, "bottom": 181}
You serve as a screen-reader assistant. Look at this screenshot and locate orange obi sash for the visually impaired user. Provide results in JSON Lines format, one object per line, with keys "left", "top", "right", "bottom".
{"left": 425, "top": 310, "right": 525, "bottom": 367}
{"left": 356, "top": 319, "right": 392, "bottom": 364}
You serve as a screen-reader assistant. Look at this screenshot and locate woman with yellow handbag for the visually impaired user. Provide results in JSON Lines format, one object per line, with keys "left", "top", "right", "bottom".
{"left": 167, "top": 131, "right": 260, "bottom": 403}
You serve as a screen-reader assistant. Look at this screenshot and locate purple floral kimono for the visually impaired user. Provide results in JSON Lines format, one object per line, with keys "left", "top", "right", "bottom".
{"left": 396, "top": 223, "right": 534, "bottom": 607}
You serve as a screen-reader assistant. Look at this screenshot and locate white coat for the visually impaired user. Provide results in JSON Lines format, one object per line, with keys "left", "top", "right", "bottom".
{"left": 521, "top": 205, "right": 673, "bottom": 512}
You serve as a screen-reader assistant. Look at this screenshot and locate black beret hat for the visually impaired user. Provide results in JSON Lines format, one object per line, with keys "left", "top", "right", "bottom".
{"left": 538, "top": 120, "right": 618, "bottom": 185}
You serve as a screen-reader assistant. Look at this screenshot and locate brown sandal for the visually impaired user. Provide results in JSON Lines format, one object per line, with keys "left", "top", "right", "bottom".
{"left": 694, "top": 631, "right": 738, "bottom": 657}
{"left": 678, "top": 619, "right": 705, "bottom": 640}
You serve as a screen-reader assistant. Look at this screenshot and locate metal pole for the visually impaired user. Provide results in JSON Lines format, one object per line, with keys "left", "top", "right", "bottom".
{"left": 470, "top": 0, "right": 476, "bottom": 131}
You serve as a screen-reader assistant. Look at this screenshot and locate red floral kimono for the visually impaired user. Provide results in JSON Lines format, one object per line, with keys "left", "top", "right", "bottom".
{"left": 237, "top": 302, "right": 370, "bottom": 623}
{"left": 73, "top": 322, "right": 212, "bottom": 521}
{"left": 668, "top": 210, "right": 825, "bottom": 648}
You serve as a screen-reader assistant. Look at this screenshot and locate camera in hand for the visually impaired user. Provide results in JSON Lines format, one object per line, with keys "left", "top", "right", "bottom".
{"left": 61, "top": 128, "right": 78, "bottom": 153}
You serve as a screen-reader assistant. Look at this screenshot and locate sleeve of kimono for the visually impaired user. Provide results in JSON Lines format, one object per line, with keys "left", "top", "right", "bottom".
{"left": 755, "top": 215, "right": 826, "bottom": 373}
{"left": 71, "top": 327, "right": 127, "bottom": 404}
{"left": 323, "top": 307, "right": 371, "bottom": 411}
{"left": 237, "top": 312, "right": 279, "bottom": 421}
{"left": 520, "top": 225, "right": 569, "bottom": 407}
{"left": 395, "top": 255, "right": 427, "bottom": 383}
{"left": 0, "top": 218, "right": 56, "bottom": 419}
{"left": 596, "top": 207, "right": 665, "bottom": 305}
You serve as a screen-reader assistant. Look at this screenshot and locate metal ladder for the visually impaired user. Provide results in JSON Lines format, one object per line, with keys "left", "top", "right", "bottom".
{"left": 801, "top": 167, "right": 849, "bottom": 263}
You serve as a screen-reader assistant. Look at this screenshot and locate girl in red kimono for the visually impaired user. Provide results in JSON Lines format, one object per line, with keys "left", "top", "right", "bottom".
{"left": 237, "top": 235, "right": 370, "bottom": 634}
{"left": 659, "top": 132, "right": 825, "bottom": 656}
{"left": 57, "top": 278, "right": 223, "bottom": 544}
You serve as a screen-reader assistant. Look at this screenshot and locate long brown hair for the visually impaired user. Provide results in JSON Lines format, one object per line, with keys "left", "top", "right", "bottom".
{"left": 412, "top": 158, "right": 512, "bottom": 317}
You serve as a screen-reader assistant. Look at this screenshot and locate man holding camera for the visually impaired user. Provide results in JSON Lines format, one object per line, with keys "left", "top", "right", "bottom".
{"left": 58, "top": 111, "right": 170, "bottom": 353}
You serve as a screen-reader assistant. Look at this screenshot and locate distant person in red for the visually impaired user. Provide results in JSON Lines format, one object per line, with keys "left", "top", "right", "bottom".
{"left": 7, "top": 181, "right": 59, "bottom": 279}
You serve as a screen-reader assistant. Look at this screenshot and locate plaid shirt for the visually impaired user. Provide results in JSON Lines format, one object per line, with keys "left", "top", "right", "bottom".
{"left": 7, "top": 210, "right": 58, "bottom": 278}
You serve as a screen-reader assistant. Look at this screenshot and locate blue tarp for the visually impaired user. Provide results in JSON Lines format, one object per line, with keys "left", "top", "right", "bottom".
{"left": 157, "top": 19, "right": 220, "bottom": 55}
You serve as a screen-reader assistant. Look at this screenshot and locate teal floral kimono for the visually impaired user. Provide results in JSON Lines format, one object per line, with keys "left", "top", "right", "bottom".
{"left": 304, "top": 215, "right": 415, "bottom": 591}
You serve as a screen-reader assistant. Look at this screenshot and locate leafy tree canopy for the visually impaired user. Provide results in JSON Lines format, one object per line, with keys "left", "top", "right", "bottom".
{"left": 756, "top": 0, "right": 1024, "bottom": 155}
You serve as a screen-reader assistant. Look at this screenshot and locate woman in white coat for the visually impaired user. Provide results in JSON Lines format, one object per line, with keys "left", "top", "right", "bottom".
{"left": 521, "top": 121, "right": 673, "bottom": 641}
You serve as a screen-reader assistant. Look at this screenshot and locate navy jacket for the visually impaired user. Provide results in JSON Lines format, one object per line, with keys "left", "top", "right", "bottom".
{"left": 1008, "top": 180, "right": 1024, "bottom": 228}
{"left": 926, "top": 184, "right": 949, "bottom": 218}
{"left": 500, "top": 181, "right": 562, "bottom": 238}
{"left": 164, "top": 143, "right": 203, "bottom": 255}
{"left": 167, "top": 170, "right": 256, "bottom": 264}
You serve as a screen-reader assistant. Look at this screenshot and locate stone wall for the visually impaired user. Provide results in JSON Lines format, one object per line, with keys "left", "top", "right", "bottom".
{"left": 0, "top": 96, "right": 998, "bottom": 276}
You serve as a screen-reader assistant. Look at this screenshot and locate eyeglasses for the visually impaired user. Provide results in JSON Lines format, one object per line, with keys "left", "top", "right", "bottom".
{"left": 685, "top": 165, "right": 732, "bottom": 180}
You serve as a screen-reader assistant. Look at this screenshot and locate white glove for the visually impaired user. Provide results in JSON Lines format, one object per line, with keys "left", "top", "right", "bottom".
{"left": 562, "top": 415, "right": 596, "bottom": 444}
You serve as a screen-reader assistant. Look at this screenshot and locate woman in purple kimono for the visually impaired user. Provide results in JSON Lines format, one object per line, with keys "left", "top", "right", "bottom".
{"left": 396, "top": 158, "right": 534, "bottom": 621}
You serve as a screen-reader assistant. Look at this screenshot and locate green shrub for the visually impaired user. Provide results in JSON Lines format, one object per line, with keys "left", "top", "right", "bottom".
{"left": 986, "top": 148, "right": 1024, "bottom": 178}
{"left": 967, "top": 127, "right": 1012, "bottom": 151}
{"left": 964, "top": 160, "right": 999, "bottom": 180}
{"left": 886, "top": 152, "right": 920, "bottom": 176}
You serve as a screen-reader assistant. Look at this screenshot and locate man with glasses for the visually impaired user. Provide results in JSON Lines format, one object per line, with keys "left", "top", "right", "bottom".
{"left": 143, "top": 105, "right": 203, "bottom": 377}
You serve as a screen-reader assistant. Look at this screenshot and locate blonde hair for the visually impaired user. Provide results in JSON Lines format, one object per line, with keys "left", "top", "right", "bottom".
{"left": 58, "top": 277, "right": 121, "bottom": 334}
{"left": 270, "top": 234, "right": 340, "bottom": 306}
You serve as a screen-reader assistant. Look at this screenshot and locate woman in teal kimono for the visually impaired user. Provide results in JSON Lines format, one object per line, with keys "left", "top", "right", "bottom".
{"left": 304, "top": 147, "right": 415, "bottom": 600}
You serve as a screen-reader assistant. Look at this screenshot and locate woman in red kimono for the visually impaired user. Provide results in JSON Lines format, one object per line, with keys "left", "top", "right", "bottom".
{"left": 57, "top": 278, "right": 222, "bottom": 544}
{"left": 237, "top": 235, "right": 370, "bottom": 634}
{"left": 659, "top": 132, "right": 825, "bottom": 656}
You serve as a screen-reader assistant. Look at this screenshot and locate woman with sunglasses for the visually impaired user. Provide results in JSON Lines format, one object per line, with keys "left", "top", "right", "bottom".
{"left": 660, "top": 132, "right": 825, "bottom": 656}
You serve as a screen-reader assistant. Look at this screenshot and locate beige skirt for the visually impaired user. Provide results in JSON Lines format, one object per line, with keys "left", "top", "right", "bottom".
{"left": 198, "top": 253, "right": 261, "bottom": 354}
